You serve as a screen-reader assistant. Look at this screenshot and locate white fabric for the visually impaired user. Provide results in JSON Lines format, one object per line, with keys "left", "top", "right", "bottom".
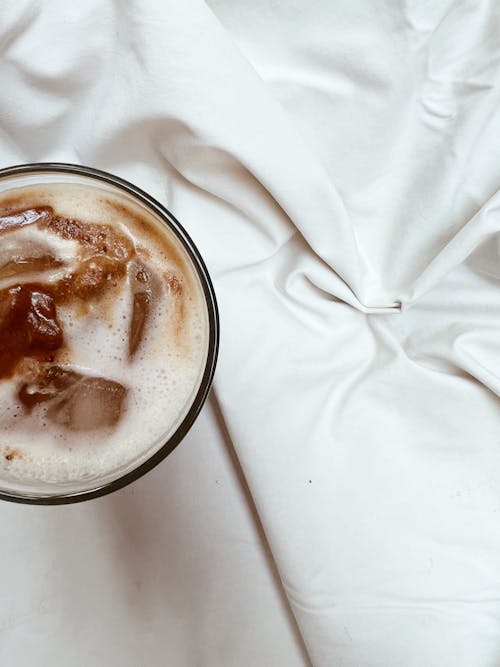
{"left": 0, "top": 398, "right": 309, "bottom": 666}
{"left": 1, "top": 1, "right": 500, "bottom": 665}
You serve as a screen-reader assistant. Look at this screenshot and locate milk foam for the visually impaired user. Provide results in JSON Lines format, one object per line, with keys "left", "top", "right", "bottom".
{"left": 0, "top": 182, "right": 209, "bottom": 485}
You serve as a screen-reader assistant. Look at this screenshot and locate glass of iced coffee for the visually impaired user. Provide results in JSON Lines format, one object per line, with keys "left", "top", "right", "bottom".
{"left": 0, "top": 163, "right": 218, "bottom": 504}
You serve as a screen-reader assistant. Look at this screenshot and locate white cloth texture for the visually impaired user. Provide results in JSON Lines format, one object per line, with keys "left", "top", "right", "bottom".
{"left": 1, "top": 1, "right": 500, "bottom": 665}
{"left": 0, "top": 398, "right": 310, "bottom": 666}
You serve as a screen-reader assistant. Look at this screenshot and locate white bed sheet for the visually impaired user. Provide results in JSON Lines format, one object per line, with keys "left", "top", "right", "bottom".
{"left": 0, "top": 397, "right": 310, "bottom": 666}
{"left": 1, "top": 1, "right": 500, "bottom": 665}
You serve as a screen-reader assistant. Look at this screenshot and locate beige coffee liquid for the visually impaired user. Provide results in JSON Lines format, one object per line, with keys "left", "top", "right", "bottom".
{"left": 0, "top": 182, "right": 209, "bottom": 483}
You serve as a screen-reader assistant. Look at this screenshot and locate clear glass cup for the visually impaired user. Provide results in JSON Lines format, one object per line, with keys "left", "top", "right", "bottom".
{"left": 0, "top": 163, "right": 219, "bottom": 504}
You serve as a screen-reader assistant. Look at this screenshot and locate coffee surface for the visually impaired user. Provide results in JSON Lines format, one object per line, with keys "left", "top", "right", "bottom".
{"left": 0, "top": 182, "right": 208, "bottom": 484}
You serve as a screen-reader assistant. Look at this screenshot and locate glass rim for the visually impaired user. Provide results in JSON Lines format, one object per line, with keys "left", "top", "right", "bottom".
{"left": 0, "top": 162, "right": 219, "bottom": 505}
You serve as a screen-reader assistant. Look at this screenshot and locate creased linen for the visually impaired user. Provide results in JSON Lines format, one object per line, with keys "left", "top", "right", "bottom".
{"left": 1, "top": 1, "right": 500, "bottom": 665}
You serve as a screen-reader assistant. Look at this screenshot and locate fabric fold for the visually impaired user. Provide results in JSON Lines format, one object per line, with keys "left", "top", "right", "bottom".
{"left": 1, "top": 1, "right": 500, "bottom": 665}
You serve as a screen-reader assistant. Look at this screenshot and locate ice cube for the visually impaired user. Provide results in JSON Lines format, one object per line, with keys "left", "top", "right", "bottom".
{"left": 18, "top": 366, "right": 128, "bottom": 431}
{"left": 71, "top": 255, "right": 124, "bottom": 299}
{"left": 18, "top": 367, "right": 83, "bottom": 411}
{"left": 129, "top": 291, "right": 151, "bottom": 358}
{"left": 128, "top": 261, "right": 159, "bottom": 358}
{"left": 47, "top": 216, "right": 133, "bottom": 262}
{"left": 48, "top": 376, "right": 127, "bottom": 431}
{"left": 0, "top": 208, "right": 52, "bottom": 233}
{"left": 0, "top": 254, "right": 63, "bottom": 281}
{"left": 25, "top": 291, "right": 63, "bottom": 348}
{"left": 0, "top": 286, "right": 62, "bottom": 378}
